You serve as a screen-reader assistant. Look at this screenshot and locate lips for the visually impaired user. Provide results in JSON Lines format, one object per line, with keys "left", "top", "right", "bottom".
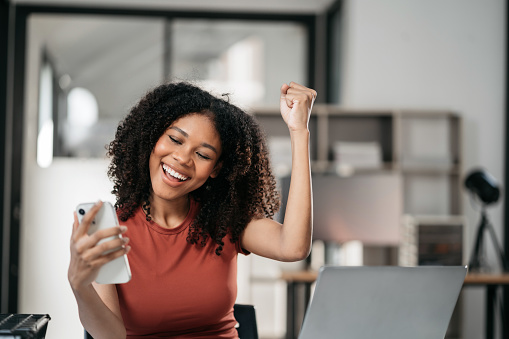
{"left": 162, "top": 164, "right": 189, "bottom": 181}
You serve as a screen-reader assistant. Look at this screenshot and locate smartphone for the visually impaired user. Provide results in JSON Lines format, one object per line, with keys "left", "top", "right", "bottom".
{"left": 76, "top": 201, "right": 132, "bottom": 284}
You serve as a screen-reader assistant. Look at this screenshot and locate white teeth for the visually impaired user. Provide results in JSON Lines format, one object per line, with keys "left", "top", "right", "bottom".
{"left": 162, "top": 164, "right": 189, "bottom": 181}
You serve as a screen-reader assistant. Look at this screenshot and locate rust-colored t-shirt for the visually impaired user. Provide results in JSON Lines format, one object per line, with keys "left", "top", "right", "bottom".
{"left": 116, "top": 200, "right": 246, "bottom": 338}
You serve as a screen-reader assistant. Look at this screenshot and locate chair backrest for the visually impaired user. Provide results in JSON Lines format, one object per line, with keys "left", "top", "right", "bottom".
{"left": 85, "top": 303, "right": 258, "bottom": 339}
{"left": 233, "top": 304, "right": 259, "bottom": 339}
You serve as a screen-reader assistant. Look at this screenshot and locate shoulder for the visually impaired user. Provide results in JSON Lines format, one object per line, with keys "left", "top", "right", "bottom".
{"left": 117, "top": 205, "right": 145, "bottom": 227}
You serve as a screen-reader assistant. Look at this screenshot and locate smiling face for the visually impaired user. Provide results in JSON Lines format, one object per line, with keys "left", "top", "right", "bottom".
{"left": 149, "top": 113, "right": 222, "bottom": 204}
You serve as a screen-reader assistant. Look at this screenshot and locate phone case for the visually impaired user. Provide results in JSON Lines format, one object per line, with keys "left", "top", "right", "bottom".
{"left": 76, "top": 202, "right": 132, "bottom": 284}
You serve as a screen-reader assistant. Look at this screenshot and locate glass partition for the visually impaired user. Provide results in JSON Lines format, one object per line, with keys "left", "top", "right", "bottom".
{"left": 30, "top": 14, "right": 308, "bottom": 164}
{"left": 30, "top": 14, "right": 166, "bottom": 161}
{"left": 170, "top": 19, "right": 307, "bottom": 107}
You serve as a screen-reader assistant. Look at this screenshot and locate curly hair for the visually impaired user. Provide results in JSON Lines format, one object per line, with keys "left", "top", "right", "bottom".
{"left": 107, "top": 81, "right": 280, "bottom": 255}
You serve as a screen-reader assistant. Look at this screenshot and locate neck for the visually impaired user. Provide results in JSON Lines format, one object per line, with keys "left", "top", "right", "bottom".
{"left": 147, "top": 194, "right": 191, "bottom": 229}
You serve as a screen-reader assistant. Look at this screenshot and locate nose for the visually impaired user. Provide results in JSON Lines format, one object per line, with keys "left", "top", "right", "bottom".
{"left": 173, "top": 148, "right": 192, "bottom": 167}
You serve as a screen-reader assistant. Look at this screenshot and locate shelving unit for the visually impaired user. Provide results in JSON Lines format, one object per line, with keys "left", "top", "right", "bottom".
{"left": 252, "top": 105, "right": 463, "bottom": 216}
{"left": 247, "top": 105, "right": 464, "bottom": 339}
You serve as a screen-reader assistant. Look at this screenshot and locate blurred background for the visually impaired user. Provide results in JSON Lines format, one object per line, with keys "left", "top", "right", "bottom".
{"left": 0, "top": 0, "right": 507, "bottom": 338}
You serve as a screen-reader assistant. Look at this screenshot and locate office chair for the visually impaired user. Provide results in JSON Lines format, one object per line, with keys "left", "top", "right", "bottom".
{"left": 233, "top": 303, "right": 259, "bottom": 339}
{"left": 84, "top": 303, "right": 258, "bottom": 339}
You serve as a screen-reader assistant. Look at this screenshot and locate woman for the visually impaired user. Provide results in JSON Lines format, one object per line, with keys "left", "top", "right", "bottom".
{"left": 68, "top": 81, "right": 316, "bottom": 338}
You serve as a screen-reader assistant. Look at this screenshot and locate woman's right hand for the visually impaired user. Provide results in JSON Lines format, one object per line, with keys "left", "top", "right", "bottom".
{"left": 68, "top": 201, "right": 130, "bottom": 291}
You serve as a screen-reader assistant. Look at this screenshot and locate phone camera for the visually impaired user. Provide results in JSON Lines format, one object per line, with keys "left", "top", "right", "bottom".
{"left": 78, "top": 209, "right": 85, "bottom": 215}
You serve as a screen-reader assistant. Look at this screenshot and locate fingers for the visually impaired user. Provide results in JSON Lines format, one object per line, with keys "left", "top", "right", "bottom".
{"left": 74, "top": 201, "right": 103, "bottom": 240}
{"left": 288, "top": 81, "right": 312, "bottom": 91}
{"left": 281, "top": 82, "right": 317, "bottom": 108}
{"left": 69, "top": 224, "right": 129, "bottom": 288}
{"left": 69, "top": 222, "right": 129, "bottom": 289}
{"left": 80, "top": 235, "right": 130, "bottom": 263}
{"left": 75, "top": 225, "right": 127, "bottom": 254}
{"left": 71, "top": 241, "right": 130, "bottom": 286}
{"left": 286, "top": 82, "right": 317, "bottom": 102}
{"left": 93, "top": 244, "right": 131, "bottom": 267}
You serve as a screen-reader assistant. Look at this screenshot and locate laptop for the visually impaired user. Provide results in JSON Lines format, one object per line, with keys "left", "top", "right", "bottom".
{"left": 298, "top": 266, "right": 467, "bottom": 339}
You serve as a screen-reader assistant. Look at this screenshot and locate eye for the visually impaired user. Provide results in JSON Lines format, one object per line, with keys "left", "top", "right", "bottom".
{"left": 169, "top": 135, "right": 182, "bottom": 145}
{"left": 197, "top": 152, "right": 212, "bottom": 160}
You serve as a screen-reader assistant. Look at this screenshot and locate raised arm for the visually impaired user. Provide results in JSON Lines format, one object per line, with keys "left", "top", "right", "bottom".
{"left": 241, "top": 82, "right": 316, "bottom": 262}
{"left": 68, "top": 201, "right": 129, "bottom": 339}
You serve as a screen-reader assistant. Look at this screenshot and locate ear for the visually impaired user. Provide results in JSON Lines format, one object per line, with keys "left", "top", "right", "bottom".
{"left": 210, "top": 161, "right": 222, "bottom": 178}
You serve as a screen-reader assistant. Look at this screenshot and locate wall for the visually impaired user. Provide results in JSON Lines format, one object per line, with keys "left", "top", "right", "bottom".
{"left": 340, "top": 1, "right": 505, "bottom": 338}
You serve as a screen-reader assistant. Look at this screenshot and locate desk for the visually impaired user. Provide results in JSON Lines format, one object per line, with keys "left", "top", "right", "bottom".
{"left": 281, "top": 271, "right": 317, "bottom": 339}
{"left": 281, "top": 270, "right": 509, "bottom": 339}
{"left": 463, "top": 273, "right": 509, "bottom": 339}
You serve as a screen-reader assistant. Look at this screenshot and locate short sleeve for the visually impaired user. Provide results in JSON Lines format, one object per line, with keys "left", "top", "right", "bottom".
{"left": 235, "top": 238, "right": 250, "bottom": 256}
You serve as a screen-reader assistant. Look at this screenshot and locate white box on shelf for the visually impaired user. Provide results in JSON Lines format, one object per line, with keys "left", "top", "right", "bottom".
{"left": 333, "top": 141, "right": 382, "bottom": 169}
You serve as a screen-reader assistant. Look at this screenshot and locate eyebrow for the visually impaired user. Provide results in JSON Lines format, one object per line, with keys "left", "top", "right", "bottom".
{"left": 170, "top": 126, "right": 218, "bottom": 154}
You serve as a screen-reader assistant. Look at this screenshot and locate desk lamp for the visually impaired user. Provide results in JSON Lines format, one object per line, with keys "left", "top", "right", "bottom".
{"left": 465, "top": 169, "right": 508, "bottom": 272}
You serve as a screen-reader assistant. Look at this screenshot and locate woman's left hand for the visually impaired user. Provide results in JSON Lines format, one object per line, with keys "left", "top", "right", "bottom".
{"left": 280, "top": 82, "right": 317, "bottom": 132}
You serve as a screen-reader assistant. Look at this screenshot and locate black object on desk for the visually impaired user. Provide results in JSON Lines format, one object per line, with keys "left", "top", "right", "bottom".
{"left": 0, "top": 314, "right": 51, "bottom": 338}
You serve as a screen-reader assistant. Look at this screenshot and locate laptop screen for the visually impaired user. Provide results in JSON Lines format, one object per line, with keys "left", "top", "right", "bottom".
{"left": 299, "top": 266, "right": 466, "bottom": 339}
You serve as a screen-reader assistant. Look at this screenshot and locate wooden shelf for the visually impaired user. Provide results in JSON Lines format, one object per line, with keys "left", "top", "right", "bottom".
{"left": 253, "top": 105, "right": 463, "bottom": 215}
{"left": 401, "top": 165, "right": 462, "bottom": 176}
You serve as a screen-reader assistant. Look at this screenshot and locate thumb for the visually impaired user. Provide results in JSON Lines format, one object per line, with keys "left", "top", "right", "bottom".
{"left": 280, "top": 83, "right": 293, "bottom": 108}
{"left": 73, "top": 211, "right": 79, "bottom": 232}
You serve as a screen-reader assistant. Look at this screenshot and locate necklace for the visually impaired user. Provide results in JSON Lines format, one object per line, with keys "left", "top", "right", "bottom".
{"left": 142, "top": 197, "right": 191, "bottom": 226}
